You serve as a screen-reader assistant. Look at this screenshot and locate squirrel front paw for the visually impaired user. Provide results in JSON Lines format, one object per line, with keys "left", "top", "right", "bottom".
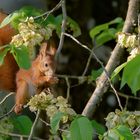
{"left": 14, "top": 104, "right": 23, "bottom": 114}
{"left": 46, "top": 76, "right": 59, "bottom": 84}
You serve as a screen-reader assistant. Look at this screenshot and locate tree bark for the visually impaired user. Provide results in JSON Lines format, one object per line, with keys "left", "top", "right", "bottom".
{"left": 82, "top": 0, "right": 140, "bottom": 118}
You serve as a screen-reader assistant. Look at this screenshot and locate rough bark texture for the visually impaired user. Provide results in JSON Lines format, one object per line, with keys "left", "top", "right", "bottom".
{"left": 82, "top": 0, "right": 140, "bottom": 118}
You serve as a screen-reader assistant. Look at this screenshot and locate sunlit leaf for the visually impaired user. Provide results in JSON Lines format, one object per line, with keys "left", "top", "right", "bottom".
{"left": 89, "top": 23, "right": 108, "bottom": 39}
{"left": 116, "top": 125, "right": 134, "bottom": 140}
{"left": 62, "top": 131, "right": 71, "bottom": 140}
{"left": 103, "top": 125, "right": 134, "bottom": 140}
{"left": 121, "top": 55, "right": 140, "bottom": 94}
{"left": 96, "top": 28, "right": 116, "bottom": 46}
{"left": 11, "top": 6, "right": 42, "bottom": 29}
{"left": 19, "top": 6, "right": 42, "bottom": 17}
{"left": 0, "top": 46, "right": 10, "bottom": 65}
{"left": 0, "top": 14, "right": 13, "bottom": 28}
{"left": 109, "top": 17, "right": 123, "bottom": 24}
{"left": 111, "top": 62, "right": 127, "bottom": 80}
{"left": 89, "top": 17, "right": 123, "bottom": 40}
{"left": 50, "top": 112, "right": 64, "bottom": 134}
{"left": 11, "top": 45, "right": 31, "bottom": 69}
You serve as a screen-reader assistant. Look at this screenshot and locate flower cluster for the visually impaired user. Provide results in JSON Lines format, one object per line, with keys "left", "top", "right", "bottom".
{"left": 117, "top": 32, "right": 139, "bottom": 61}
{"left": 106, "top": 109, "right": 140, "bottom": 129}
{"left": 105, "top": 109, "right": 140, "bottom": 139}
{"left": 118, "top": 32, "right": 138, "bottom": 48}
{"left": 27, "top": 91, "right": 76, "bottom": 123}
{"left": 10, "top": 17, "right": 55, "bottom": 59}
{"left": 0, "top": 117, "right": 14, "bottom": 139}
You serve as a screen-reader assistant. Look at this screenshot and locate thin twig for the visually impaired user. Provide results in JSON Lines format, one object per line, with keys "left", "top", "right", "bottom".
{"left": 0, "top": 45, "right": 9, "bottom": 50}
{"left": 124, "top": 97, "right": 129, "bottom": 110}
{"left": 28, "top": 110, "right": 40, "bottom": 140}
{"left": 0, "top": 92, "right": 14, "bottom": 105}
{"left": 0, "top": 105, "right": 15, "bottom": 119}
{"left": 64, "top": 33, "right": 123, "bottom": 111}
{"left": 65, "top": 77, "right": 70, "bottom": 100}
{"left": 56, "top": 74, "right": 88, "bottom": 80}
{"left": 57, "top": 74, "right": 93, "bottom": 88}
{"left": 40, "top": 118, "right": 69, "bottom": 133}
{"left": 117, "top": 91, "right": 140, "bottom": 100}
{"left": 82, "top": 47, "right": 94, "bottom": 76}
{"left": 133, "top": 125, "right": 140, "bottom": 134}
{"left": 34, "top": 0, "right": 62, "bottom": 20}
{"left": 0, "top": 130, "right": 45, "bottom": 140}
{"left": 55, "top": 0, "right": 67, "bottom": 60}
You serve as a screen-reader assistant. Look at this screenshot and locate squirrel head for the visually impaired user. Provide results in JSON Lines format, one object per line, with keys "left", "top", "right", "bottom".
{"left": 38, "top": 40, "right": 56, "bottom": 76}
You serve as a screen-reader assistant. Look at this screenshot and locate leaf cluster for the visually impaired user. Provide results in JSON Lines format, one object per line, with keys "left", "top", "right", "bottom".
{"left": 0, "top": 6, "right": 81, "bottom": 69}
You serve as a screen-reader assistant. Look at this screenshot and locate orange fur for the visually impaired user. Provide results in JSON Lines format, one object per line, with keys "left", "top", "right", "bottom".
{"left": 0, "top": 12, "right": 16, "bottom": 44}
{"left": 0, "top": 12, "right": 18, "bottom": 91}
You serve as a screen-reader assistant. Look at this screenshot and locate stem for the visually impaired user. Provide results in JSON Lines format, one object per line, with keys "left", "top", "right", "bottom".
{"left": 34, "top": 0, "right": 62, "bottom": 20}
{"left": 28, "top": 110, "right": 40, "bottom": 140}
{"left": 55, "top": 0, "right": 67, "bottom": 60}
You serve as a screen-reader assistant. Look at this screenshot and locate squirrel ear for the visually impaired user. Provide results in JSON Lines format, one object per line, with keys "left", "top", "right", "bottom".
{"left": 48, "top": 39, "right": 56, "bottom": 55}
{"left": 49, "top": 46, "right": 56, "bottom": 56}
{"left": 39, "top": 40, "right": 56, "bottom": 57}
{"left": 39, "top": 42, "right": 47, "bottom": 57}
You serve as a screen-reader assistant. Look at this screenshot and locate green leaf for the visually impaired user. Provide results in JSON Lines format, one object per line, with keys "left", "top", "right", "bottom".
{"left": 67, "top": 17, "right": 81, "bottom": 37}
{"left": 70, "top": 116, "right": 93, "bottom": 140}
{"left": 0, "top": 46, "right": 10, "bottom": 65}
{"left": 91, "top": 68, "right": 103, "bottom": 81}
{"left": 11, "top": 46, "right": 31, "bottom": 69}
{"left": 11, "top": 6, "right": 42, "bottom": 29}
{"left": 62, "top": 131, "right": 71, "bottom": 140}
{"left": 111, "top": 62, "right": 127, "bottom": 80}
{"left": 107, "top": 130, "right": 120, "bottom": 140}
{"left": 91, "top": 120, "right": 106, "bottom": 135}
{"left": 19, "top": 6, "right": 42, "bottom": 17}
{"left": 102, "top": 125, "right": 134, "bottom": 140}
{"left": 89, "top": 17, "right": 123, "bottom": 40}
{"left": 115, "top": 125, "right": 134, "bottom": 140}
{"left": 89, "top": 23, "right": 109, "bottom": 39}
{"left": 12, "top": 115, "right": 32, "bottom": 135}
{"left": 40, "top": 15, "right": 56, "bottom": 27}
{"left": 55, "top": 15, "right": 81, "bottom": 37}
{"left": 109, "top": 17, "right": 123, "bottom": 24}
{"left": 96, "top": 28, "right": 116, "bottom": 46}
{"left": 0, "top": 14, "right": 13, "bottom": 28}
{"left": 50, "top": 112, "right": 64, "bottom": 134}
{"left": 121, "top": 55, "right": 140, "bottom": 94}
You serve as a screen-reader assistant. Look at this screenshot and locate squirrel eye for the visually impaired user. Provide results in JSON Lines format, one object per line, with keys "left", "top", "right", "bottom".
{"left": 45, "top": 63, "right": 48, "bottom": 67}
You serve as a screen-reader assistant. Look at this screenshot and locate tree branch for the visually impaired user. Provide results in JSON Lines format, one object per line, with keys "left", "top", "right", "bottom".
{"left": 0, "top": 131, "right": 44, "bottom": 140}
{"left": 28, "top": 110, "right": 40, "bottom": 140}
{"left": 55, "top": 0, "right": 67, "bottom": 60}
{"left": 34, "top": 0, "right": 62, "bottom": 20}
{"left": 82, "top": 0, "right": 140, "bottom": 118}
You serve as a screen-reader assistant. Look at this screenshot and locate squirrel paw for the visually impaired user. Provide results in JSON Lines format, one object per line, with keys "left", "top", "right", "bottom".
{"left": 14, "top": 104, "right": 23, "bottom": 114}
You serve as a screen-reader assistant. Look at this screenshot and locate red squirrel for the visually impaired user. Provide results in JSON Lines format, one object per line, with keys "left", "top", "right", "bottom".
{"left": 14, "top": 41, "right": 58, "bottom": 114}
{"left": 0, "top": 12, "right": 58, "bottom": 114}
